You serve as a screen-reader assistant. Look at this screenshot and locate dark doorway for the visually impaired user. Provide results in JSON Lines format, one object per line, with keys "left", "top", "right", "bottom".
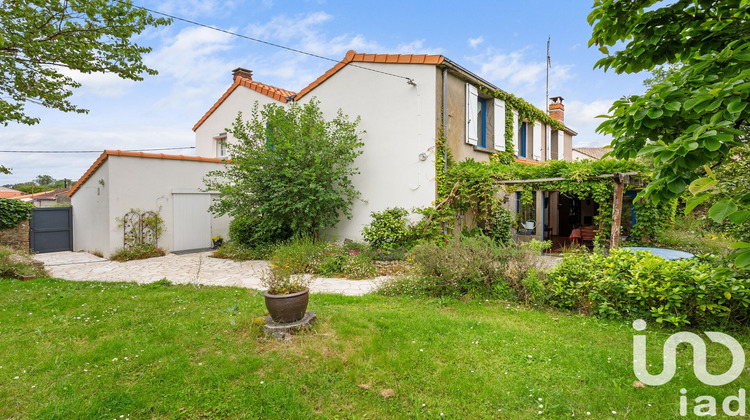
{"left": 30, "top": 207, "right": 73, "bottom": 253}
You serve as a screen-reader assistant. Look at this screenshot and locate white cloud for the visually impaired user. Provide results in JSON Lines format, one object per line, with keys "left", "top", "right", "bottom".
{"left": 58, "top": 69, "right": 138, "bottom": 98}
{"left": 235, "top": 11, "right": 441, "bottom": 90}
{"left": 247, "top": 12, "right": 333, "bottom": 43}
{"left": 468, "top": 36, "right": 484, "bottom": 48}
{"left": 1, "top": 124, "right": 192, "bottom": 184}
{"left": 564, "top": 99, "right": 615, "bottom": 147}
{"left": 469, "top": 48, "right": 574, "bottom": 93}
{"left": 145, "top": 26, "right": 241, "bottom": 110}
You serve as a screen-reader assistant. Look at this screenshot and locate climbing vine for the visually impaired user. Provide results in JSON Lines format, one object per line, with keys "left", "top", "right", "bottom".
{"left": 479, "top": 86, "right": 565, "bottom": 131}
{"left": 434, "top": 127, "right": 454, "bottom": 199}
{"left": 425, "top": 157, "right": 674, "bottom": 244}
{"left": 481, "top": 85, "right": 567, "bottom": 166}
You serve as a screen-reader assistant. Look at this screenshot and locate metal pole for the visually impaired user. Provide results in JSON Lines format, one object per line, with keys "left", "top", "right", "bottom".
{"left": 546, "top": 36, "right": 550, "bottom": 114}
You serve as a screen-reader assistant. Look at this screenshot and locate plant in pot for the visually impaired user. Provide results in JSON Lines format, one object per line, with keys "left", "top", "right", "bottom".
{"left": 261, "top": 267, "right": 312, "bottom": 323}
{"left": 211, "top": 236, "right": 223, "bottom": 249}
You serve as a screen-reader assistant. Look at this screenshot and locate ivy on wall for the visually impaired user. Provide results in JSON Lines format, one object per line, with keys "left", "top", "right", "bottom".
{"left": 478, "top": 86, "right": 566, "bottom": 165}
{"left": 0, "top": 198, "right": 33, "bottom": 229}
{"left": 429, "top": 157, "right": 674, "bottom": 244}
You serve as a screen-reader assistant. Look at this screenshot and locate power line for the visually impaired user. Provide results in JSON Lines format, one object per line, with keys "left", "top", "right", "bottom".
{"left": 119, "top": 0, "right": 414, "bottom": 85}
{"left": 0, "top": 146, "right": 196, "bottom": 153}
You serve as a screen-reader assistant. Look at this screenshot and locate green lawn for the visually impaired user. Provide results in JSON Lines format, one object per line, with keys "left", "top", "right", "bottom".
{"left": 1, "top": 278, "right": 749, "bottom": 419}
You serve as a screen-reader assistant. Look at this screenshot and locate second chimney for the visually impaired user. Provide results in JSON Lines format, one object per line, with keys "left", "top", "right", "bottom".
{"left": 549, "top": 96, "right": 564, "bottom": 123}
{"left": 232, "top": 67, "right": 253, "bottom": 81}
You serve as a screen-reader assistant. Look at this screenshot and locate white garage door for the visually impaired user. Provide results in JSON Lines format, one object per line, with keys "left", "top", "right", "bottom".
{"left": 173, "top": 192, "right": 211, "bottom": 251}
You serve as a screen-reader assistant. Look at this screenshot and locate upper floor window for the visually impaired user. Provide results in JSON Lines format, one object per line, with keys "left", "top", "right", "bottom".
{"left": 518, "top": 122, "right": 528, "bottom": 157}
{"left": 214, "top": 132, "right": 228, "bottom": 158}
{"left": 465, "top": 84, "right": 487, "bottom": 148}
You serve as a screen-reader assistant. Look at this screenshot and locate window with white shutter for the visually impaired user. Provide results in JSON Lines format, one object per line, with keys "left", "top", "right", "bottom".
{"left": 533, "top": 122, "right": 543, "bottom": 161}
{"left": 511, "top": 109, "right": 519, "bottom": 155}
{"left": 558, "top": 130, "right": 565, "bottom": 160}
{"left": 545, "top": 125, "right": 552, "bottom": 161}
{"left": 493, "top": 99, "right": 506, "bottom": 151}
{"left": 465, "top": 84, "right": 479, "bottom": 145}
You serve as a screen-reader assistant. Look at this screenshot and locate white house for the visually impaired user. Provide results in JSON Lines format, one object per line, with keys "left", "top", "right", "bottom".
{"left": 69, "top": 151, "right": 230, "bottom": 257}
{"left": 69, "top": 50, "right": 579, "bottom": 255}
{"left": 193, "top": 50, "right": 578, "bottom": 241}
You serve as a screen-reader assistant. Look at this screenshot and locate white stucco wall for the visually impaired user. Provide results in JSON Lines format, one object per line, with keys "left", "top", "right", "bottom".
{"left": 72, "top": 155, "right": 230, "bottom": 257}
{"left": 297, "top": 62, "right": 439, "bottom": 241}
{"left": 106, "top": 156, "right": 230, "bottom": 254}
{"left": 195, "top": 87, "right": 284, "bottom": 158}
{"left": 71, "top": 159, "right": 111, "bottom": 256}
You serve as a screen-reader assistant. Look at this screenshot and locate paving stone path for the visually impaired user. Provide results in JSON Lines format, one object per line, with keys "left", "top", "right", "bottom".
{"left": 33, "top": 251, "right": 384, "bottom": 296}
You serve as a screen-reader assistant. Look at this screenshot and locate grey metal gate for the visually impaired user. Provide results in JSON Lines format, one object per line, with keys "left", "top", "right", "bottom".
{"left": 30, "top": 207, "right": 73, "bottom": 253}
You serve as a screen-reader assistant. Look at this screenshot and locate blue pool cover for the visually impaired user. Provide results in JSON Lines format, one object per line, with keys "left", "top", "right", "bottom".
{"left": 623, "top": 247, "right": 695, "bottom": 260}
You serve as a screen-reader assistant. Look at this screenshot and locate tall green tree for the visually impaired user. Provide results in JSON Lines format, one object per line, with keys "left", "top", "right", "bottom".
{"left": 0, "top": 0, "right": 171, "bottom": 126}
{"left": 205, "top": 100, "right": 364, "bottom": 245}
{"left": 589, "top": 0, "right": 750, "bottom": 266}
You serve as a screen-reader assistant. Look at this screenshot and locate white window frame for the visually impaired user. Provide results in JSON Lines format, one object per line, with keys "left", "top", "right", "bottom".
{"left": 465, "top": 83, "right": 479, "bottom": 145}
{"left": 493, "top": 99, "right": 506, "bottom": 151}
{"left": 214, "top": 132, "right": 228, "bottom": 159}
{"left": 533, "top": 122, "right": 543, "bottom": 161}
{"left": 511, "top": 109, "right": 519, "bottom": 154}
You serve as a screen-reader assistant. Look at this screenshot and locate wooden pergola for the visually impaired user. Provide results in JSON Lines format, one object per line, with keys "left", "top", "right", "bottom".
{"left": 496, "top": 172, "right": 643, "bottom": 248}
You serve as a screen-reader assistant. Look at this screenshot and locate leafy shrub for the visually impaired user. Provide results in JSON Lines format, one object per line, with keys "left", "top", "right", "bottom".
{"left": 206, "top": 100, "right": 364, "bottom": 243}
{"left": 502, "top": 240, "right": 552, "bottom": 304}
{"left": 269, "top": 237, "right": 324, "bottom": 278}
{"left": 486, "top": 207, "right": 513, "bottom": 245}
{"left": 405, "top": 236, "right": 505, "bottom": 298}
{"left": 362, "top": 207, "right": 414, "bottom": 252}
{"left": 110, "top": 243, "right": 165, "bottom": 262}
{"left": 228, "top": 214, "right": 288, "bottom": 248}
{"left": 547, "top": 248, "right": 750, "bottom": 327}
{"left": 380, "top": 237, "right": 551, "bottom": 301}
{"left": 0, "top": 198, "right": 33, "bottom": 229}
{"left": 212, "top": 242, "right": 269, "bottom": 261}
{"left": 0, "top": 246, "right": 47, "bottom": 278}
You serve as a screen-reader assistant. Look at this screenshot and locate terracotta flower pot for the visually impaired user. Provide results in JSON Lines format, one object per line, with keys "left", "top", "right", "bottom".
{"left": 264, "top": 288, "right": 309, "bottom": 323}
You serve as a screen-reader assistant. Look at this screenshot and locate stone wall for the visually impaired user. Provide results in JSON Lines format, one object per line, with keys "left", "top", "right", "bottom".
{"left": 0, "top": 220, "right": 30, "bottom": 252}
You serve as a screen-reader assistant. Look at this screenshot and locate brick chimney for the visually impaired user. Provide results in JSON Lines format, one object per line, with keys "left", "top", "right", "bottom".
{"left": 232, "top": 67, "right": 253, "bottom": 81}
{"left": 549, "top": 96, "right": 564, "bottom": 123}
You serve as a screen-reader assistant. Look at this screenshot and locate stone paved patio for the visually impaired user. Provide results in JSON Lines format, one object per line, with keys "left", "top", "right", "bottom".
{"left": 33, "top": 251, "right": 384, "bottom": 296}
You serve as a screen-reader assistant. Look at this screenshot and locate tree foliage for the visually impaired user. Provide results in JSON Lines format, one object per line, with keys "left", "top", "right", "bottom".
{"left": 205, "top": 100, "right": 364, "bottom": 246}
{"left": 0, "top": 0, "right": 171, "bottom": 126}
{"left": 589, "top": 0, "right": 750, "bottom": 266}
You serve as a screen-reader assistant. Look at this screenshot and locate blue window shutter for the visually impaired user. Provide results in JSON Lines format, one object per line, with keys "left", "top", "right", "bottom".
{"left": 493, "top": 99, "right": 506, "bottom": 151}
{"left": 466, "top": 84, "right": 479, "bottom": 145}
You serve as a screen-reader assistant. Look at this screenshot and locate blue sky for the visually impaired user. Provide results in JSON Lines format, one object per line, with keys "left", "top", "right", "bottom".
{"left": 2, "top": 0, "right": 650, "bottom": 185}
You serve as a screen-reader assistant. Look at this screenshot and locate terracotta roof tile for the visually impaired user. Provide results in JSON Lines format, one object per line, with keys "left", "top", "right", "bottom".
{"left": 69, "top": 150, "right": 226, "bottom": 197}
{"left": 192, "top": 76, "right": 296, "bottom": 131}
{"left": 514, "top": 157, "right": 543, "bottom": 166}
{"left": 295, "top": 50, "right": 445, "bottom": 101}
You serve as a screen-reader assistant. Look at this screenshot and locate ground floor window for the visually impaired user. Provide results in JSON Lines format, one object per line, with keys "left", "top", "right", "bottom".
{"left": 516, "top": 191, "right": 536, "bottom": 234}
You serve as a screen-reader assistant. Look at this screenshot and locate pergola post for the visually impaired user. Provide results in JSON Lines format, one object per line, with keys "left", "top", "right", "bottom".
{"left": 610, "top": 173, "right": 626, "bottom": 248}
